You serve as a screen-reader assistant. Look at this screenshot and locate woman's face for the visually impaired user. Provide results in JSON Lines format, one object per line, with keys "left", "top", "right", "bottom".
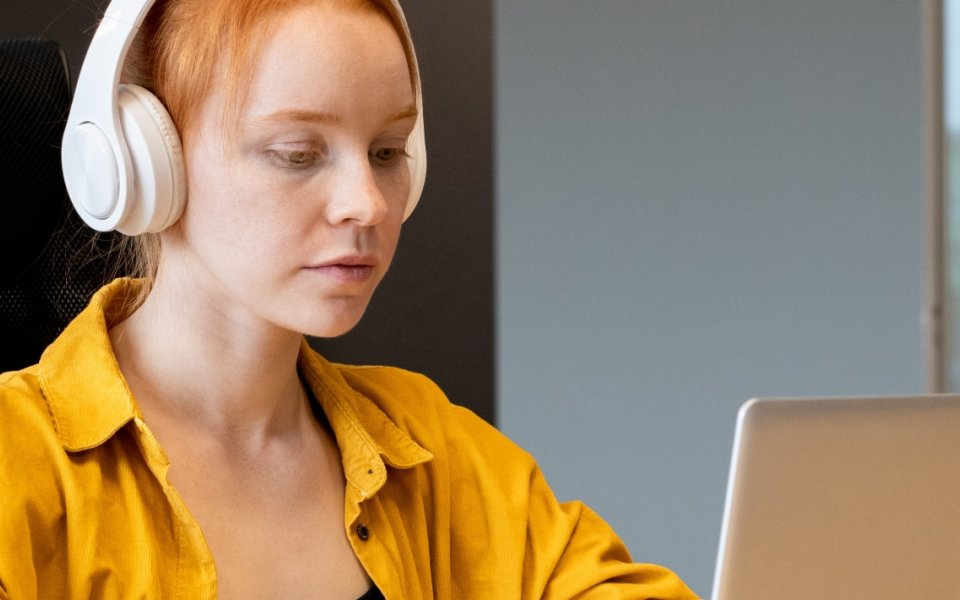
{"left": 166, "top": 3, "right": 416, "bottom": 338}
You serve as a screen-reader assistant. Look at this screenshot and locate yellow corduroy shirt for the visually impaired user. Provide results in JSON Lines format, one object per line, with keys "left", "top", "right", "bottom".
{"left": 0, "top": 279, "right": 698, "bottom": 599}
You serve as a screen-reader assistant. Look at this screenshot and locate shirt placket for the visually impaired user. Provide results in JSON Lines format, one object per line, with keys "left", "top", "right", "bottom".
{"left": 130, "top": 417, "right": 218, "bottom": 600}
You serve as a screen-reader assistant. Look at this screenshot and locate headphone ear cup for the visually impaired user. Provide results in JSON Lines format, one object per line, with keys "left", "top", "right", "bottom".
{"left": 114, "top": 84, "right": 186, "bottom": 235}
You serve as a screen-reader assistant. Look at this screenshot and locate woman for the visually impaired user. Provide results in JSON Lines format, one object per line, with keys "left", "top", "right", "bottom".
{"left": 0, "top": 0, "right": 698, "bottom": 598}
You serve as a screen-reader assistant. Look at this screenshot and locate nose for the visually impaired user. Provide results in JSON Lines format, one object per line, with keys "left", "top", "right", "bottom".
{"left": 325, "top": 157, "right": 388, "bottom": 227}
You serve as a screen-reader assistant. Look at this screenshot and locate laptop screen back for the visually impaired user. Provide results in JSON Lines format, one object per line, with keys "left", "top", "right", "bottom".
{"left": 712, "top": 395, "right": 960, "bottom": 600}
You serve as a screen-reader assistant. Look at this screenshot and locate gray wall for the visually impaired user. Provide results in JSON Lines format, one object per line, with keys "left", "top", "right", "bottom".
{"left": 495, "top": 1, "right": 925, "bottom": 596}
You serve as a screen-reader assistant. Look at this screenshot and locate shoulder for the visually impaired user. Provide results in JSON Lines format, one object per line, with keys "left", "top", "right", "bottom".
{"left": 334, "top": 362, "right": 444, "bottom": 404}
{"left": 0, "top": 366, "right": 67, "bottom": 479}
{"left": 333, "top": 362, "right": 538, "bottom": 478}
{"left": 0, "top": 365, "right": 58, "bottom": 443}
{"left": 0, "top": 367, "right": 68, "bottom": 544}
{"left": 336, "top": 363, "right": 512, "bottom": 437}
{"left": 302, "top": 348, "right": 540, "bottom": 500}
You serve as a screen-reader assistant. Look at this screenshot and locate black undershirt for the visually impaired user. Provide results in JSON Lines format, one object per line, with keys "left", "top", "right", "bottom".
{"left": 357, "top": 586, "right": 385, "bottom": 600}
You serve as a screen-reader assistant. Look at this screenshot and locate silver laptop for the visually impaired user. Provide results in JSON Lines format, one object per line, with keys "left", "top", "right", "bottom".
{"left": 711, "top": 395, "right": 960, "bottom": 600}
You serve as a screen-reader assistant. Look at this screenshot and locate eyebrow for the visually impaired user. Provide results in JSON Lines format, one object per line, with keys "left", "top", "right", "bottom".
{"left": 251, "top": 105, "right": 418, "bottom": 127}
{"left": 389, "top": 105, "right": 419, "bottom": 121}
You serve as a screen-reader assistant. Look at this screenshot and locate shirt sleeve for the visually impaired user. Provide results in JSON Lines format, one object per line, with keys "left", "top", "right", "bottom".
{"left": 526, "top": 471, "right": 700, "bottom": 599}
{"left": 0, "top": 372, "right": 54, "bottom": 600}
{"left": 443, "top": 403, "right": 700, "bottom": 599}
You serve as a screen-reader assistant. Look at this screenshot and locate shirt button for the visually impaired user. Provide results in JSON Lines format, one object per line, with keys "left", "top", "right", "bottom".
{"left": 356, "top": 524, "right": 370, "bottom": 541}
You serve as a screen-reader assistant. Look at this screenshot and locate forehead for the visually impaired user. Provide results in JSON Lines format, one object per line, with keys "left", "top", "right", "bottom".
{"left": 202, "top": 2, "right": 415, "bottom": 135}
{"left": 253, "top": 4, "right": 411, "bottom": 100}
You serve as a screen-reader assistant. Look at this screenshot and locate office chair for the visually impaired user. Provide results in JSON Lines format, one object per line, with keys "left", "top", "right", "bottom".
{"left": 0, "top": 38, "right": 119, "bottom": 372}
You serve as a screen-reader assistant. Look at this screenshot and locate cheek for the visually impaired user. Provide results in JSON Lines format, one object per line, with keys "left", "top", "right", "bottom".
{"left": 181, "top": 156, "right": 288, "bottom": 270}
{"left": 185, "top": 145, "right": 292, "bottom": 230}
{"left": 379, "top": 165, "right": 412, "bottom": 210}
{"left": 378, "top": 218, "right": 404, "bottom": 271}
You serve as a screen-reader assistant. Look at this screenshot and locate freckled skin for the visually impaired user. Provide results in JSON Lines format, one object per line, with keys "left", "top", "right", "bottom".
{"left": 162, "top": 4, "right": 415, "bottom": 340}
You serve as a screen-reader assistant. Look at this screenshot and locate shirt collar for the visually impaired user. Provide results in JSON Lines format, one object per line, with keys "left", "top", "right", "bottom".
{"left": 298, "top": 341, "right": 433, "bottom": 498}
{"left": 40, "top": 278, "right": 141, "bottom": 452}
{"left": 39, "top": 279, "right": 434, "bottom": 490}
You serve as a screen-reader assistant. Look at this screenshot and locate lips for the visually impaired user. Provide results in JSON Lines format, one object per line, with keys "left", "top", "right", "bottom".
{"left": 305, "top": 255, "right": 376, "bottom": 283}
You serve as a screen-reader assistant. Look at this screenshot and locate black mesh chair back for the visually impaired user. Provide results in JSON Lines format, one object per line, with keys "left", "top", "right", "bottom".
{"left": 0, "top": 38, "right": 119, "bottom": 372}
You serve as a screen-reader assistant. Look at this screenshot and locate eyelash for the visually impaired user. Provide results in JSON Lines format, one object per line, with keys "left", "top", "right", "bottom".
{"left": 268, "top": 147, "right": 410, "bottom": 171}
{"left": 268, "top": 149, "right": 322, "bottom": 170}
{"left": 371, "top": 146, "right": 411, "bottom": 166}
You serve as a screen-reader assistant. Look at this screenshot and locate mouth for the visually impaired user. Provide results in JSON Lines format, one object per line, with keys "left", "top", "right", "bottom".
{"left": 305, "top": 255, "right": 377, "bottom": 283}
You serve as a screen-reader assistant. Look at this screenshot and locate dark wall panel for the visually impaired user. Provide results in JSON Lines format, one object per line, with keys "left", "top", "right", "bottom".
{"left": 314, "top": 2, "right": 495, "bottom": 422}
{"left": 315, "top": 0, "right": 494, "bottom": 421}
{"left": 2, "top": 0, "right": 495, "bottom": 422}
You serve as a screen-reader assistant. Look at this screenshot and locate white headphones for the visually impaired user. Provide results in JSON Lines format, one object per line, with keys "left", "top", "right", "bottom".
{"left": 62, "top": 0, "right": 427, "bottom": 236}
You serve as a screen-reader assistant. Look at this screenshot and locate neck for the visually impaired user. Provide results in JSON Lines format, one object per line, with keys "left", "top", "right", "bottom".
{"left": 109, "top": 272, "right": 308, "bottom": 443}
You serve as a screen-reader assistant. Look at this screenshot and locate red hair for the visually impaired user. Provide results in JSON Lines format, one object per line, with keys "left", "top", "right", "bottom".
{"left": 126, "top": 0, "right": 403, "bottom": 142}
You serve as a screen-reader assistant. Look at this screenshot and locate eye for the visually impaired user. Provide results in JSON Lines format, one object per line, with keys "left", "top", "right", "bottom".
{"left": 275, "top": 149, "right": 320, "bottom": 169}
{"left": 264, "top": 146, "right": 323, "bottom": 170}
{"left": 285, "top": 150, "right": 315, "bottom": 166}
{"left": 371, "top": 146, "right": 409, "bottom": 166}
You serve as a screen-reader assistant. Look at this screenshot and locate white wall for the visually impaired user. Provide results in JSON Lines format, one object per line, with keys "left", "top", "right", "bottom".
{"left": 495, "top": 1, "right": 925, "bottom": 595}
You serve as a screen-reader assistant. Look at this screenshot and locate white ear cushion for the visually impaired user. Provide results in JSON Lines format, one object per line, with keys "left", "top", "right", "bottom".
{"left": 115, "top": 84, "right": 186, "bottom": 235}
{"left": 403, "top": 110, "right": 427, "bottom": 221}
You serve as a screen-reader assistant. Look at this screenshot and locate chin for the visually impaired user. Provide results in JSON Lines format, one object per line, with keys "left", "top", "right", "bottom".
{"left": 304, "top": 322, "right": 361, "bottom": 339}
{"left": 296, "top": 307, "right": 368, "bottom": 339}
